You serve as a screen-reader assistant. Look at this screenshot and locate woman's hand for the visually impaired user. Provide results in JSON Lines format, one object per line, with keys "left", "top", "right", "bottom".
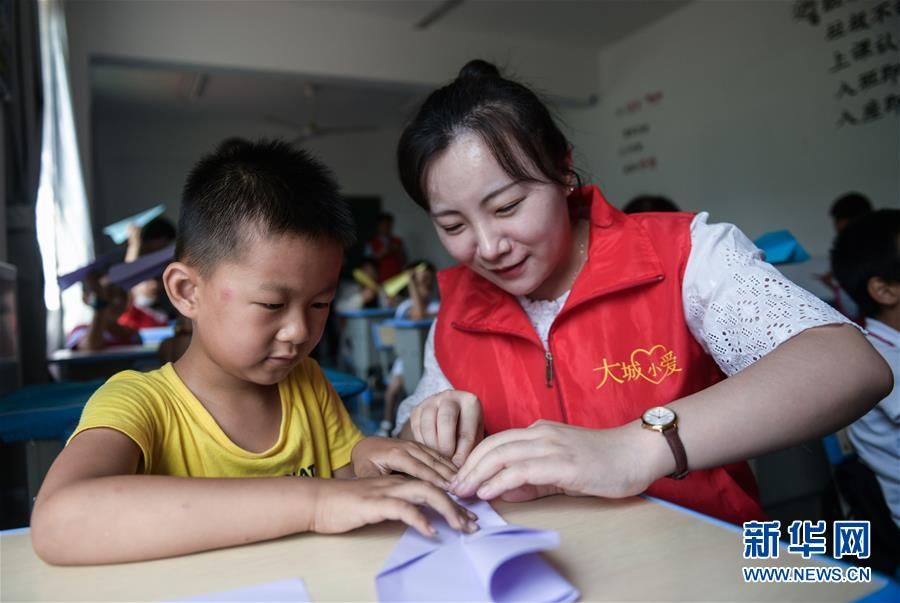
{"left": 351, "top": 436, "right": 457, "bottom": 489}
{"left": 406, "top": 390, "right": 484, "bottom": 467}
{"left": 311, "top": 476, "right": 478, "bottom": 537}
{"left": 450, "top": 420, "right": 662, "bottom": 502}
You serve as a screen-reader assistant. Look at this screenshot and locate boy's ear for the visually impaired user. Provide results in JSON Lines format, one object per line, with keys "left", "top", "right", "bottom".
{"left": 867, "top": 276, "right": 900, "bottom": 307}
{"left": 163, "top": 262, "right": 202, "bottom": 319}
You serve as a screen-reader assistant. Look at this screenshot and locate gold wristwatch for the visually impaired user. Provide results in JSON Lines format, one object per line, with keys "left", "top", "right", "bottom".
{"left": 640, "top": 406, "right": 689, "bottom": 480}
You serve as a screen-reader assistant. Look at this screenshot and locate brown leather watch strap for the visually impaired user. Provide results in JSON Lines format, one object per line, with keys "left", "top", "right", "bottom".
{"left": 662, "top": 427, "right": 689, "bottom": 480}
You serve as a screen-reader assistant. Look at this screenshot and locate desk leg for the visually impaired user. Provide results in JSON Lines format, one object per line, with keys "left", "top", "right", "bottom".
{"left": 395, "top": 328, "right": 428, "bottom": 394}
{"left": 25, "top": 440, "right": 63, "bottom": 510}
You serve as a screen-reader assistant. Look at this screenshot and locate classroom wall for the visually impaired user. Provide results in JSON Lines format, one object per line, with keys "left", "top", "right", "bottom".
{"left": 560, "top": 0, "right": 899, "bottom": 255}
{"left": 92, "top": 110, "right": 453, "bottom": 266}
{"left": 65, "top": 0, "right": 600, "bottom": 210}
{"left": 73, "top": 0, "right": 898, "bottom": 264}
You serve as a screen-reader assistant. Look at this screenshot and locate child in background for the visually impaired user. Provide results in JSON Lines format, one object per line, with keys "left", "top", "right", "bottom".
{"left": 65, "top": 271, "right": 139, "bottom": 351}
{"left": 336, "top": 256, "right": 387, "bottom": 311}
{"left": 66, "top": 217, "right": 177, "bottom": 350}
{"left": 831, "top": 209, "right": 900, "bottom": 528}
{"left": 32, "top": 139, "right": 476, "bottom": 566}
{"left": 366, "top": 212, "right": 407, "bottom": 282}
{"left": 117, "top": 216, "right": 177, "bottom": 331}
{"left": 377, "top": 261, "right": 440, "bottom": 436}
{"left": 820, "top": 192, "right": 874, "bottom": 319}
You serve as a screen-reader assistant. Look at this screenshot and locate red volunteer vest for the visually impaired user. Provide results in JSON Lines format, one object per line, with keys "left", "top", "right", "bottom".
{"left": 435, "top": 186, "right": 763, "bottom": 525}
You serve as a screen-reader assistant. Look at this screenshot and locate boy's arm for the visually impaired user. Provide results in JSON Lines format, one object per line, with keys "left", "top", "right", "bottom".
{"left": 332, "top": 464, "right": 354, "bottom": 478}
{"left": 31, "top": 428, "right": 476, "bottom": 566}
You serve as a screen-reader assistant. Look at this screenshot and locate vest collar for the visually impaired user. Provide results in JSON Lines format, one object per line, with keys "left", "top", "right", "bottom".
{"left": 568, "top": 185, "right": 665, "bottom": 309}
{"left": 442, "top": 185, "right": 665, "bottom": 337}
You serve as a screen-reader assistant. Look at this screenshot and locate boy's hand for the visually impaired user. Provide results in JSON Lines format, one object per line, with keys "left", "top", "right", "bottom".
{"left": 406, "top": 390, "right": 484, "bottom": 467}
{"left": 311, "top": 476, "right": 478, "bottom": 537}
{"left": 351, "top": 437, "right": 457, "bottom": 490}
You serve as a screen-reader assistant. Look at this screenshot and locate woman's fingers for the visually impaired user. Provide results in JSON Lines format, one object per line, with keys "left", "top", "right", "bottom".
{"left": 499, "top": 483, "right": 562, "bottom": 502}
{"left": 452, "top": 437, "right": 546, "bottom": 497}
{"left": 435, "top": 400, "right": 461, "bottom": 458}
{"left": 452, "top": 429, "right": 536, "bottom": 491}
{"left": 416, "top": 402, "right": 439, "bottom": 451}
{"left": 474, "top": 459, "right": 559, "bottom": 500}
{"left": 452, "top": 393, "right": 483, "bottom": 467}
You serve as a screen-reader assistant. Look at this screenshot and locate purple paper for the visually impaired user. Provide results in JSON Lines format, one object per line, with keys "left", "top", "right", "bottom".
{"left": 106, "top": 243, "right": 175, "bottom": 290}
{"left": 57, "top": 248, "right": 126, "bottom": 290}
{"left": 375, "top": 498, "right": 579, "bottom": 602}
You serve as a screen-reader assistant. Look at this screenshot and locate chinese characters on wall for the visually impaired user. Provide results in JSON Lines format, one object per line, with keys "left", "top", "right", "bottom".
{"left": 614, "top": 90, "right": 663, "bottom": 175}
{"left": 794, "top": 0, "right": 900, "bottom": 127}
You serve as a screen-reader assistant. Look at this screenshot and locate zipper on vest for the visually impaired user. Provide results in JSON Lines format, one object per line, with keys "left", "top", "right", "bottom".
{"left": 544, "top": 351, "right": 553, "bottom": 387}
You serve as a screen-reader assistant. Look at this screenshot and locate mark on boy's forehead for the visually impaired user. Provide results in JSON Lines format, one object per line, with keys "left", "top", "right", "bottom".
{"left": 220, "top": 288, "right": 233, "bottom": 302}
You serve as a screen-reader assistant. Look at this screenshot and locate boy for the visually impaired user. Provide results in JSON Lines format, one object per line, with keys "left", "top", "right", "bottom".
{"left": 32, "top": 140, "right": 475, "bottom": 566}
{"left": 831, "top": 208, "right": 900, "bottom": 528}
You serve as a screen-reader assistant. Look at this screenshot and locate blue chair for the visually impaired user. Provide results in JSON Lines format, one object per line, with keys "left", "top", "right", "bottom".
{"left": 822, "top": 429, "right": 856, "bottom": 466}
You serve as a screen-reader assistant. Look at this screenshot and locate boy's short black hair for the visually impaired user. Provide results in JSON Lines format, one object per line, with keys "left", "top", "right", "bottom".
{"left": 830, "top": 192, "right": 872, "bottom": 222}
{"left": 831, "top": 209, "right": 900, "bottom": 318}
{"left": 176, "top": 139, "right": 355, "bottom": 274}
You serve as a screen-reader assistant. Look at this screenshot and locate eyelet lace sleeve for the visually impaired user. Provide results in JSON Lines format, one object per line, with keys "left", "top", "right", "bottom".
{"left": 392, "top": 321, "right": 453, "bottom": 436}
{"left": 683, "top": 213, "right": 854, "bottom": 376}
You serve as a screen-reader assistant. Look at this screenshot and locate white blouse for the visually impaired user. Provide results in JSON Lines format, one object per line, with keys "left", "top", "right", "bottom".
{"left": 393, "top": 213, "right": 851, "bottom": 434}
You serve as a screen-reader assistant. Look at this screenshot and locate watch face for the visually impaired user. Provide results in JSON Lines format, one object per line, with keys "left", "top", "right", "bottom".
{"left": 642, "top": 406, "right": 675, "bottom": 427}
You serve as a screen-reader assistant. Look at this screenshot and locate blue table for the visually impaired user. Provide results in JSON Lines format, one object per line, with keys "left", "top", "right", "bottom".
{"left": 0, "top": 380, "right": 106, "bottom": 443}
{"left": 47, "top": 344, "right": 162, "bottom": 381}
{"left": 0, "top": 369, "right": 367, "bottom": 508}
{"left": 0, "top": 369, "right": 366, "bottom": 445}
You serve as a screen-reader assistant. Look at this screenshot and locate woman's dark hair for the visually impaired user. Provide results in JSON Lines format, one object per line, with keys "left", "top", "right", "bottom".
{"left": 622, "top": 195, "right": 680, "bottom": 214}
{"left": 397, "top": 59, "right": 576, "bottom": 210}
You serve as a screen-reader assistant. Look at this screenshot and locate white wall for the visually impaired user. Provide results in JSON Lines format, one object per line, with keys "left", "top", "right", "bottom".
{"left": 561, "top": 0, "right": 899, "bottom": 256}
{"left": 65, "top": 0, "right": 601, "bottom": 208}
{"left": 76, "top": 0, "right": 899, "bottom": 265}
{"left": 68, "top": 0, "right": 602, "bottom": 267}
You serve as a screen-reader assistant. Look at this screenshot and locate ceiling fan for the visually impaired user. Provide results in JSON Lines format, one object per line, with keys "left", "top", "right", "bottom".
{"left": 266, "top": 82, "right": 377, "bottom": 143}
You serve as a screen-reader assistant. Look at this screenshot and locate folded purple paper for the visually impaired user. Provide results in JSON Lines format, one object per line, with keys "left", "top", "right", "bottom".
{"left": 106, "top": 243, "right": 175, "bottom": 290}
{"left": 376, "top": 498, "right": 578, "bottom": 602}
{"left": 57, "top": 248, "right": 126, "bottom": 290}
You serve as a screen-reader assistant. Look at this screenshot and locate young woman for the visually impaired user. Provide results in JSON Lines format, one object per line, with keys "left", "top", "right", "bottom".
{"left": 392, "top": 60, "right": 892, "bottom": 524}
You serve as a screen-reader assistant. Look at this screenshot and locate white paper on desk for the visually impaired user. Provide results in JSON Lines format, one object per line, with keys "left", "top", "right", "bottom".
{"left": 171, "top": 577, "right": 310, "bottom": 602}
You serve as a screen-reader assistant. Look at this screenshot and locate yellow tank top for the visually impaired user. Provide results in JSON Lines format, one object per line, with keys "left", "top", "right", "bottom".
{"left": 70, "top": 359, "right": 364, "bottom": 478}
